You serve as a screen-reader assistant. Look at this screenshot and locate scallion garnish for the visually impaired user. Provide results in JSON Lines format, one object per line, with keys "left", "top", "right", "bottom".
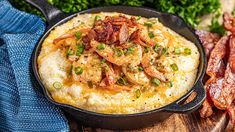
{"left": 76, "top": 43, "right": 84, "bottom": 56}
{"left": 75, "top": 31, "right": 81, "bottom": 39}
{"left": 184, "top": 48, "right": 191, "bottom": 55}
{"left": 148, "top": 31, "right": 155, "bottom": 38}
{"left": 97, "top": 43, "right": 105, "bottom": 50}
{"left": 74, "top": 66, "right": 83, "bottom": 75}
{"left": 152, "top": 78, "right": 161, "bottom": 86}
{"left": 53, "top": 81, "right": 62, "bottom": 89}
{"left": 170, "top": 63, "right": 178, "bottom": 71}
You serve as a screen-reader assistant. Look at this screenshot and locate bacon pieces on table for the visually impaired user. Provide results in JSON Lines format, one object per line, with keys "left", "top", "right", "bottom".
{"left": 199, "top": 13, "right": 235, "bottom": 127}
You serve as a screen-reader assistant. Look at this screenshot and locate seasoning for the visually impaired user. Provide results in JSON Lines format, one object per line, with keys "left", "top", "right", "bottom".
{"left": 97, "top": 43, "right": 106, "bottom": 50}
{"left": 74, "top": 66, "right": 83, "bottom": 75}
{"left": 170, "top": 63, "right": 178, "bottom": 71}
{"left": 53, "top": 81, "right": 62, "bottom": 89}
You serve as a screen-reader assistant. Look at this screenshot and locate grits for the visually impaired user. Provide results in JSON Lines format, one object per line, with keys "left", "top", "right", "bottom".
{"left": 38, "top": 12, "right": 200, "bottom": 114}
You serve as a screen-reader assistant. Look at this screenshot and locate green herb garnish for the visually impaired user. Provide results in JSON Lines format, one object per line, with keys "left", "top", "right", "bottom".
{"left": 153, "top": 44, "right": 159, "bottom": 53}
{"left": 101, "top": 58, "right": 106, "bottom": 64}
{"left": 152, "top": 78, "right": 161, "bottom": 86}
{"left": 74, "top": 66, "right": 83, "bottom": 75}
{"left": 76, "top": 44, "right": 84, "bottom": 56}
{"left": 184, "top": 48, "right": 191, "bottom": 55}
{"left": 138, "top": 66, "right": 144, "bottom": 71}
{"left": 162, "top": 47, "right": 168, "bottom": 55}
{"left": 144, "top": 22, "right": 153, "bottom": 27}
{"left": 174, "top": 48, "right": 181, "bottom": 55}
{"left": 75, "top": 31, "right": 82, "bottom": 39}
{"left": 97, "top": 43, "right": 106, "bottom": 50}
{"left": 114, "top": 48, "right": 124, "bottom": 57}
{"left": 53, "top": 81, "right": 62, "bottom": 89}
{"left": 125, "top": 47, "right": 134, "bottom": 55}
{"left": 148, "top": 31, "right": 155, "bottom": 38}
{"left": 170, "top": 63, "right": 178, "bottom": 71}
{"left": 117, "top": 77, "right": 128, "bottom": 86}
{"left": 135, "top": 89, "right": 141, "bottom": 98}
{"left": 95, "top": 15, "right": 101, "bottom": 21}
{"left": 167, "top": 81, "right": 173, "bottom": 88}
{"left": 67, "top": 49, "right": 74, "bottom": 56}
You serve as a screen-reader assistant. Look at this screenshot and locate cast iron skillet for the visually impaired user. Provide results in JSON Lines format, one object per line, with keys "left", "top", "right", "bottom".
{"left": 26, "top": 0, "right": 206, "bottom": 130}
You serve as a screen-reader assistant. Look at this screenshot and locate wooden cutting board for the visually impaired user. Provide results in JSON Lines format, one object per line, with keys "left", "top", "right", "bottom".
{"left": 67, "top": 109, "right": 228, "bottom": 132}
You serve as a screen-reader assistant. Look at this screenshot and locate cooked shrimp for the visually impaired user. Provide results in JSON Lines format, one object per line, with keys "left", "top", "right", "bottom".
{"left": 100, "top": 62, "right": 117, "bottom": 87}
{"left": 141, "top": 48, "right": 167, "bottom": 82}
{"left": 72, "top": 53, "right": 102, "bottom": 84}
{"left": 53, "top": 28, "right": 91, "bottom": 44}
{"left": 90, "top": 40, "right": 142, "bottom": 66}
{"left": 122, "top": 66, "right": 150, "bottom": 85}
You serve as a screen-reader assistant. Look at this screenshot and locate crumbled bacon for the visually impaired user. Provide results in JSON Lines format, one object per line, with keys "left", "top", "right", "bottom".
{"left": 82, "top": 15, "right": 137, "bottom": 46}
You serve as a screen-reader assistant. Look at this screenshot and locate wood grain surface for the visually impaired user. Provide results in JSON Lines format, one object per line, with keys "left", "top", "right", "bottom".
{"left": 67, "top": 93, "right": 229, "bottom": 132}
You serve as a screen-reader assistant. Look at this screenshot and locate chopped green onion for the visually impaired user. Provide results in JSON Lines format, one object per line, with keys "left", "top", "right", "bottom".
{"left": 174, "top": 48, "right": 181, "bottom": 55}
{"left": 97, "top": 43, "right": 105, "bottom": 50}
{"left": 101, "top": 58, "right": 106, "bottom": 64}
{"left": 148, "top": 32, "right": 155, "bottom": 38}
{"left": 144, "top": 47, "right": 149, "bottom": 53}
{"left": 138, "top": 66, "right": 144, "bottom": 71}
{"left": 135, "top": 89, "right": 141, "bottom": 98}
{"left": 114, "top": 48, "right": 124, "bottom": 57}
{"left": 184, "top": 48, "right": 191, "bottom": 55}
{"left": 117, "top": 77, "right": 128, "bottom": 86}
{"left": 144, "top": 22, "right": 153, "bottom": 27}
{"left": 153, "top": 44, "right": 159, "bottom": 53}
{"left": 75, "top": 31, "right": 81, "bottom": 39}
{"left": 167, "top": 81, "right": 173, "bottom": 87}
{"left": 125, "top": 47, "right": 134, "bottom": 55}
{"left": 136, "top": 16, "right": 142, "bottom": 20}
{"left": 152, "top": 78, "right": 161, "bottom": 86}
{"left": 170, "top": 63, "right": 178, "bottom": 71}
{"left": 53, "top": 81, "right": 62, "bottom": 89}
{"left": 162, "top": 47, "right": 168, "bottom": 55}
{"left": 76, "top": 44, "right": 84, "bottom": 56}
{"left": 67, "top": 49, "right": 74, "bottom": 56}
{"left": 74, "top": 66, "right": 83, "bottom": 75}
{"left": 95, "top": 15, "right": 101, "bottom": 21}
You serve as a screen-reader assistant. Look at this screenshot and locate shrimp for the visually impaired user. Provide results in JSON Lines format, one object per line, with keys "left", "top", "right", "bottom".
{"left": 71, "top": 53, "right": 102, "bottom": 84}
{"left": 90, "top": 40, "right": 142, "bottom": 66}
{"left": 141, "top": 48, "right": 167, "bottom": 82}
{"left": 122, "top": 66, "right": 150, "bottom": 85}
{"left": 100, "top": 62, "right": 117, "bottom": 87}
{"left": 53, "top": 28, "right": 91, "bottom": 44}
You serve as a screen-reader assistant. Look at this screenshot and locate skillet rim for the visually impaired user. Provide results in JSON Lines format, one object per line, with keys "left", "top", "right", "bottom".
{"left": 32, "top": 5, "right": 206, "bottom": 117}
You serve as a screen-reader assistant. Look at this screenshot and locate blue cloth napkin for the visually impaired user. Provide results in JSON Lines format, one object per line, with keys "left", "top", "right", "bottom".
{"left": 0, "top": 0, "right": 69, "bottom": 131}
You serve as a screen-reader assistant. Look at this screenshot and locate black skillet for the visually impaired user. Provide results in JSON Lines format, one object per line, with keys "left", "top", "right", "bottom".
{"left": 26, "top": 0, "right": 206, "bottom": 130}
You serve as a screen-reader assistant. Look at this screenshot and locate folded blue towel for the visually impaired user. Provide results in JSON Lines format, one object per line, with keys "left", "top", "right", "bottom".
{"left": 0, "top": 0, "right": 69, "bottom": 131}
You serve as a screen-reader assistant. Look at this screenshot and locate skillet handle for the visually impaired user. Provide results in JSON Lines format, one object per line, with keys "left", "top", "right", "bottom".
{"left": 25, "top": 0, "right": 68, "bottom": 28}
{"left": 164, "top": 81, "right": 206, "bottom": 113}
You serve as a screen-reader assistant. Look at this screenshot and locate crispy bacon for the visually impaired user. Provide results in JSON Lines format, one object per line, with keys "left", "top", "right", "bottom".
{"left": 119, "top": 22, "right": 129, "bottom": 44}
{"left": 226, "top": 101, "right": 235, "bottom": 131}
{"left": 223, "top": 12, "right": 235, "bottom": 33}
{"left": 217, "top": 35, "right": 235, "bottom": 109}
{"left": 195, "top": 30, "right": 220, "bottom": 57}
